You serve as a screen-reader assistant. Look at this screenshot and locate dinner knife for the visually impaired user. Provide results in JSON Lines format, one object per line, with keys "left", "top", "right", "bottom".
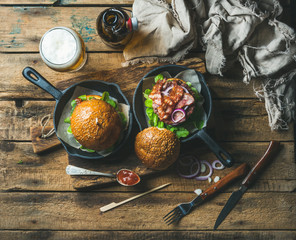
{"left": 213, "top": 140, "right": 280, "bottom": 230}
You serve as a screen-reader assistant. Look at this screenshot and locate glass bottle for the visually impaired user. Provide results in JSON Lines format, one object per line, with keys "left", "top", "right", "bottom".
{"left": 96, "top": 7, "right": 138, "bottom": 49}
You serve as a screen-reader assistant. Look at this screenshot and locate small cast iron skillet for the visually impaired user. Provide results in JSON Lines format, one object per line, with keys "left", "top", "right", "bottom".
{"left": 133, "top": 65, "right": 233, "bottom": 167}
{"left": 22, "top": 67, "right": 133, "bottom": 160}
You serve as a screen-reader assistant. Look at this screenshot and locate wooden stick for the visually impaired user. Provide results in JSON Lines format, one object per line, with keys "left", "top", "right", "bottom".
{"left": 100, "top": 183, "right": 171, "bottom": 213}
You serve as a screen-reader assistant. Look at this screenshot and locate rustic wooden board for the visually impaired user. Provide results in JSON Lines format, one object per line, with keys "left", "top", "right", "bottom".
{"left": 0, "top": 230, "right": 295, "bottom": 240}
{"left": 0, "top": 0, "right": 291, "bottom": 6}
{"left": 30, "top": 126, "right": 61, "bottom": 154}
{"left": 68, "top": 154, "right": 155, "bottom": 190}
{"left": 0, "top": 5, "right": 292, "bottom": 52}
{"left": 0, "top": 6, "right": 132, "bottom": 52}
{"left": 60, "top": 0, "right": 134, "bottom": 4}
{"left": 0, "top": 0, "right": 57, "bottom": 4}
{"left": 0, "top": 52, "right": 286, "bottom": 100}
{"left": 1, "top": 141, "right": 295, "bottom": 192}
{"left": 0, "top": 0, "right": 133, "bottom": 4}
{"left": 0, "top": 54, "right": 210, "bottom": 99}
{"left": 0, "top": 100, "right": 292, "bottom": 142}
{"left": 0, "top": 191, "right": 295, "bottom": 230}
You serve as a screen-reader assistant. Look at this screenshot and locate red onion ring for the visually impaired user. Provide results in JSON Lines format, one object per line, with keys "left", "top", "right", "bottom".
{"left": 195, "top": 160, "right": 213, "bottom": 181}
{"left": 171, "top": 108, "right": 186, "bottom": 123}
{"left": 181, "top": 86, "right": 189, "bottom": 93}
{"left": 177, "top": 155, "right": 200, "bottom": 179}
{"left": 161, "top": 86, "right": 173, "bottom": 96}
{"left": 212, "top": 160, "right": 225, "bottom": 170}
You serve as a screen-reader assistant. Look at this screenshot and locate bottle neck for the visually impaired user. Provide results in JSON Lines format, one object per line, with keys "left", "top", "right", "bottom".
{"left": 102, "top": 9, "right": 127, "bottom": 33}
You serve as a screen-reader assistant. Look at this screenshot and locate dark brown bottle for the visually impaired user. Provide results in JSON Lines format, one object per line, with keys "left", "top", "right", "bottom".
{"left": 96, "top": 7, "right": 137, "bottom": 49}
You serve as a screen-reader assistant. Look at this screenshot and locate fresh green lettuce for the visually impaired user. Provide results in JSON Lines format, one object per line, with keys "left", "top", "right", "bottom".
{"left": 143, "top": 74, "right": 204, "bottom": 139}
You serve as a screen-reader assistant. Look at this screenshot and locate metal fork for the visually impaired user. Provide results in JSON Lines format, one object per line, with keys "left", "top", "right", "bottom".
{"left": 163, "top": 163, "right": 248, "bottom": 225}
{"left": 163, "top": 195, "right": 203, "bottom": 225}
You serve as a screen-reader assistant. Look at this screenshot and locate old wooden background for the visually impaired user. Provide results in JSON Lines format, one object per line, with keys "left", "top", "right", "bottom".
{"left": 0, "top": 0, "right": 295, "bottom": 239}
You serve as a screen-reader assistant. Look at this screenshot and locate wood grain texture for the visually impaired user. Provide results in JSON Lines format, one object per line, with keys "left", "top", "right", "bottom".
{"left": 0, "top": 141, "right": 295, "bottom": 192}
{"left": 0, "top": 0, "right": 291, "bottom": 6}
{"left": 0, "top": 99, "right": 292, "bottom": 141}
{"left": 0, "top": 191, "right": 295, "bottom": 230}
{"left": 0, "top": 230, "right": 295, "bottom": 240}
{"left": 0, "top": 6, "right": 131, "bottom": 52}
{"left": 0, "top": 0, "right": 57, "bottom": 4}
{"left": 241, "top": 141, "right": 280, "bottom": 187}
{"left": 30, "top": 126, "right": 61, "bottom": 154}
{"left": 68, "top": 154, "right": 155, "bottom": 190}
{"left": 0, "top": 4, "right": 292, "bottom": 52}
{"left": 0, "top": 54, "right": 209, "bottom": 99}
{"left": 201, "top": 163, "right": 248, "bottom": 200}
{"left": 0, "top": 1, "right": 295, "bottom": 238}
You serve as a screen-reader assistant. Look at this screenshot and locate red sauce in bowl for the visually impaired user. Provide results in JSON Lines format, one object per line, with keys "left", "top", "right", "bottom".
{"left": 116, "top": 169, "right": 140, "bottom": 186}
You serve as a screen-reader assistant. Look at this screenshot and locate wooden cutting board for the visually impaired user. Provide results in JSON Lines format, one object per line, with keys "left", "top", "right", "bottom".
{"left": 33, "top": 57, "right": 205, "bottom": 190}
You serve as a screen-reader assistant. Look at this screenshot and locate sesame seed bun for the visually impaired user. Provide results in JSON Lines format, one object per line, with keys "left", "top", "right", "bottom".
{"left": 71, "top": 98, "right": 122, "bottom": 151}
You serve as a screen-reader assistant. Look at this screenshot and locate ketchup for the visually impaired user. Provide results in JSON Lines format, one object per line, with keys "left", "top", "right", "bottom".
{"left": 117, "top": 169, "right": 140, "bottom": 186}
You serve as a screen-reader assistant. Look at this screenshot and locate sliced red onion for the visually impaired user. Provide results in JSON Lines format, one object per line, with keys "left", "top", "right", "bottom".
{"left": 212, "top": 160, "right": 225, "bottom": 170}
{"left": 177, "top": 155, "right": 200, "bottom": 179}
{"left": 181, "top": 86, "right": 189, "bottom": 93}
{"left": 161, "top": 86, "right": 173, "bottom": 96}
{"left": 195, "top": 160, "right": 213, "bottom": 181}
{"left": 171, "top": 108, "right": 186, "bottom": 123}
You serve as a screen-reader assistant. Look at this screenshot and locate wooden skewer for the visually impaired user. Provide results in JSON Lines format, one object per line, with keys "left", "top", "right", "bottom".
{"left": 100, "top": 183, "right": 171, "bottom": 213}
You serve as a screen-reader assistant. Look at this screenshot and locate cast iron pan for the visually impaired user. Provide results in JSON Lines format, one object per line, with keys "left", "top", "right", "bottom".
{"left": 22, "top": 67, "right": 133, "bottom": 160}
{"left": 133, "top": 65, "right": 233, "bottom": 167}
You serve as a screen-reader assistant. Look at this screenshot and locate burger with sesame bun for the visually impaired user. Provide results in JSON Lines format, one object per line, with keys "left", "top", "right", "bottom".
{"left": 135, "top": 127, "right": 180, "bottom": 170}
{"left": 64, "top": 92, "right": 126, "bottom": 152}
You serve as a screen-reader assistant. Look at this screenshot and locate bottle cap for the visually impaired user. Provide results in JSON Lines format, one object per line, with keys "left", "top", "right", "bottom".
{"left": 131, "top": 17, "right": 138, "bottom": 31}
{"left": 127, "top": 17, "right": 138, "bottom": 32}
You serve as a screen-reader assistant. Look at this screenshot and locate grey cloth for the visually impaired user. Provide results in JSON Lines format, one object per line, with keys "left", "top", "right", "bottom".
{"left": 123, "top": 0, "right": 296, "bottom": 130}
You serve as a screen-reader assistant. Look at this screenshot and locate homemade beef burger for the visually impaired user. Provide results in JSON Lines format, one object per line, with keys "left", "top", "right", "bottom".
{"left": 135, "top": 127, "right": 180, "bottom": 170}
{"left": 69, "top": 94, "right": 122, "bottom": 151}
{"left": 149, "top": 78, "right": 196, "bottom": 125}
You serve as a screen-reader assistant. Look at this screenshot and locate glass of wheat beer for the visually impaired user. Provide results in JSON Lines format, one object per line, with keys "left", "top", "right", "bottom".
{"left": 39, "top": 27, "right": 87, "bottom": 72}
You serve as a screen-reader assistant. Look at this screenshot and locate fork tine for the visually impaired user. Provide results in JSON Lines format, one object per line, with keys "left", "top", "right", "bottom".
{"left": 164, "top": 207, "right": 183, "bottom": 225}
{"left": 167, "top": 215, "right": 181, "bottom": 225}
{"left": 163, "top": 208, "right": 176, "bottom": 220}
{"left": 164, "top": 209, "right": 179, "bottom": 223}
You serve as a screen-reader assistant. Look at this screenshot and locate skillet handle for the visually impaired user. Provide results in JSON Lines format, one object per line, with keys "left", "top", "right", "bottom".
{"left": 22, "top": 67, "right": 63, "bottom": 100}
{"left": 197, "top": 128, "right": 233, "bottom": 167}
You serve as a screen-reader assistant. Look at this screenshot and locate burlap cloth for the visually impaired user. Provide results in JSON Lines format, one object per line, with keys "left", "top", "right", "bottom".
{"left": 123, "top": 0, "right": 296, "bottom": 130}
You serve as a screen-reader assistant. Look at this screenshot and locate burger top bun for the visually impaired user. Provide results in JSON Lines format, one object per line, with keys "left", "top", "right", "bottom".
{"left": 135, "top": 127, "right": 180, "bottom": 170}
{"left": 71, "top": 99, "right": 122, "bottom": 151}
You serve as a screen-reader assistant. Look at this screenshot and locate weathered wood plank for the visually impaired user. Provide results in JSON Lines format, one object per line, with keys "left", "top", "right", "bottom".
{"left": 0, "top": 101, "right": 55, "bottom": 141}
{"left": 0, "top": 4, "right": 291, "bottom": 52}
{"left": 0, "top": 230, "right": 295, "bottom": 240}
{"left": 0, "top": 54, "right": 210, "bottom": 99}
{"left": 0, "top": 0, "right": 132, "bottom": 4}
{"left": 0, "top": 100, "right": 292, "bottom": 141}
{"left": 0, "top": 191, "right": 295, "bottom": 230}
{"left": 0, "top": 6, "right": 132, "bottom": 52}
{"left": 0, "top": 0, "right": 291, "bottom": 6}
{"left": 0, "top": 0, "right": 57, "bottom": 4}
{"left": 0, "top": 141, "right": 295, "bottom": 192}
{"left": 60, "top": 0, "right": 134, "bottom": 4}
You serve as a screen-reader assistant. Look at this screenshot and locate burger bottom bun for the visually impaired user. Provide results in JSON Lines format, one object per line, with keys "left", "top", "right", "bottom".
{"left": 135, "top": 127, "right": 180, "bottom": 170}
{"left": 71, "top": 99, "right": 122, "bottom": 151}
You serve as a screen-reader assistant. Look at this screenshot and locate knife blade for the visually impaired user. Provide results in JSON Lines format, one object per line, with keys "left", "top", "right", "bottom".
{"left": 213, "top": 140, "right": 280, "bottom": 230}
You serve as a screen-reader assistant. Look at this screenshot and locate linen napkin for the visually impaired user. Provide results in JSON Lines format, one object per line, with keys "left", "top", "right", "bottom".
{"left": 123, "top": 0, "right": 296, "bottom": 130}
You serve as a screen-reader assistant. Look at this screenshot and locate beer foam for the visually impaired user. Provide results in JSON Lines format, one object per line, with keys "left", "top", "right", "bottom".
{"left": 41, "top": 29, "right": 77, "bottom": 64}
